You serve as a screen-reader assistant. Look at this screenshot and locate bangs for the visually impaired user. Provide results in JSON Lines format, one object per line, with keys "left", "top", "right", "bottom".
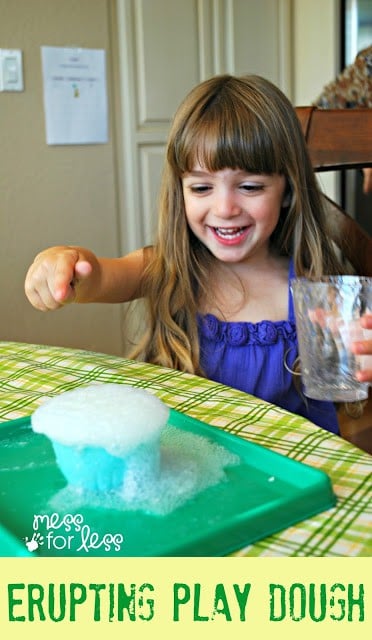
{"left": 170, "top": 90, "right": 286, "bottom": 176}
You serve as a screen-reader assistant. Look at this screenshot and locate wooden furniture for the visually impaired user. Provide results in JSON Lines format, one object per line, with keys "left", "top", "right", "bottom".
{"left": 295, "top": 106, "right": 372, "bottom": 276}
{"left": 296, "top": 106, "right": 372, "bottom": 452}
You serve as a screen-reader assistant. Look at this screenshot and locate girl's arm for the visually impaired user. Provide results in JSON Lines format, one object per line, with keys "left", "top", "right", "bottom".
{"left": 24, "top": 245, "right": 147, "bottom": 311}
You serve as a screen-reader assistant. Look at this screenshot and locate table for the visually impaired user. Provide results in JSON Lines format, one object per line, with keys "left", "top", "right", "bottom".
{"left": 0, "top": 340, "right": 371, "bottom": 557}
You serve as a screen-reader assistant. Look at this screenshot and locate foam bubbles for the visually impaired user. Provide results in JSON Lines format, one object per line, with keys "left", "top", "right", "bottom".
{"left": 120, "top": 425, "right": 241, "bottom": 515}
{"left": 31, "top": 383, "right": 170, "bottom": 456}
{"left": 50, "top": 426, "right": 241, "bottom": 516}
{"left": 32, "top": 383, "right": 241, "bottom": 516}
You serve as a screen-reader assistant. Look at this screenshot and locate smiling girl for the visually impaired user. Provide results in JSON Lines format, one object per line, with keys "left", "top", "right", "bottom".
{"left": 25, "top": 74, "right": 355, "bottom": 433}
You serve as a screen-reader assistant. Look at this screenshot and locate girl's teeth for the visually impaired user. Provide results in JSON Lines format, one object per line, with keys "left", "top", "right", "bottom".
{"left": 215, "top": 227, "right": 245, "bottom": 238}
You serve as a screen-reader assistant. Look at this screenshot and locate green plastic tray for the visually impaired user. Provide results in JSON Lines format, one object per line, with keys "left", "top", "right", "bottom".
{"left": 0, "top": 410, "right": 336, "bottom": 557}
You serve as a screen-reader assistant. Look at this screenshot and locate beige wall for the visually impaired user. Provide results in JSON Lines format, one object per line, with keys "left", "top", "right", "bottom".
{"left": 292, "top": 0, "right": 340, "bottom": 104}
{"left": 0, "top": 0, "right": 125, "bottom": 355}
{"left": 292, "top": 0, "right": 340, "bottom": 200}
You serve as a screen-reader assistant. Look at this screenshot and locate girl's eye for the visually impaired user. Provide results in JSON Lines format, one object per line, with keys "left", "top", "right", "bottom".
{"left": 241, "top": 183, "right": 264, "bottom": 192}
{"left": 190, "top": 185, "right": 211, "bottom": 193}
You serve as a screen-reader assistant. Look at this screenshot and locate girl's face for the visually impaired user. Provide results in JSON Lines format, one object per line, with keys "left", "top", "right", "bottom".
{"left": 182, "top": 166, "right": 289, "bottom": 264}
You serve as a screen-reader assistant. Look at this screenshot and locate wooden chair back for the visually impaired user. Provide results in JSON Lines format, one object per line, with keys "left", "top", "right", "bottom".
{"left": 295, "top": 106, "right": 372, "bottom": 275}
{"left": 297, "top": 108, "right": 372, "bottom": 451}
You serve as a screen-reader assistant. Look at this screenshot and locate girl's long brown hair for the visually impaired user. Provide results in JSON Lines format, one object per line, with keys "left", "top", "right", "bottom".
{"left": 130, "top": 74, "right": 346, "bottom": 374}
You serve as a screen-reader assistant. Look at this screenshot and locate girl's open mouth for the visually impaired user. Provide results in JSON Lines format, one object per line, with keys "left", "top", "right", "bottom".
{"left": 214, "top": 226, "right": 246, "bottom": 238}
{"left": 211, "top": 226, "right": 250, "bottom": 245}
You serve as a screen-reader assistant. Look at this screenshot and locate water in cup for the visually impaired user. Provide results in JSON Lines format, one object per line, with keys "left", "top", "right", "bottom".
{"left": 291, "top": 276, "right": 372, "bottom": 402}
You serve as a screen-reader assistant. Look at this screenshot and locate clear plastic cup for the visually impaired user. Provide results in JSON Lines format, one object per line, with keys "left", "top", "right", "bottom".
{"left": 291, "top": 276, "right": 372, "bottom": 402}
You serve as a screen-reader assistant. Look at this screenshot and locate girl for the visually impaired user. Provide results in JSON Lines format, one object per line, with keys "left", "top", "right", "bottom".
{"left": 25, "top": 74, "right": 360, "bottom": 433}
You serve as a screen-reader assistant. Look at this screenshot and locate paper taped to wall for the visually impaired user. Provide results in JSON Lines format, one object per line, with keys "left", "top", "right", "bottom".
{"left": 41, "top": 46, "right": 108, "bottom": 145}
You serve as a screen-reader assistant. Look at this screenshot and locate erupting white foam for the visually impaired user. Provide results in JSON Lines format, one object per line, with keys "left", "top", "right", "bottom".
{"left": 31, "top": 383, "right": 169, "bottom": 456}
{"left": 32, "top": 382, "right": 241, "bottom": 516}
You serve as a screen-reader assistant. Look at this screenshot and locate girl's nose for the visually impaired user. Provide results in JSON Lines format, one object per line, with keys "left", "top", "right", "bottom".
{"left": 215, "top": 188, "right": 241, "bottom": 218}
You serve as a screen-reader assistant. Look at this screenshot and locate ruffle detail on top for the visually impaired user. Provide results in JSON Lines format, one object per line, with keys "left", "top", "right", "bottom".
{"left": 198, "top": 314, "right": 296, "bottom": 346}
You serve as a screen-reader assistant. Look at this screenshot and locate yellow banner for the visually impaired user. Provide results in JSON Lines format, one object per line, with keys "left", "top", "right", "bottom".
{"left": 0, "top": 557, "right": 370, "bottom": 639}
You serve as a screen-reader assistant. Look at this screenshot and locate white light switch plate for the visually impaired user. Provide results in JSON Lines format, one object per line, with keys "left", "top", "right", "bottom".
{"left": 0, "top": 49, "right": 24, "bottom": 91}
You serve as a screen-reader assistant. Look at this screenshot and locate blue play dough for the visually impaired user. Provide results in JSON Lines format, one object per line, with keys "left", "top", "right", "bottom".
{"left": 52, "top": 442, "right": 126, "bottom": 492}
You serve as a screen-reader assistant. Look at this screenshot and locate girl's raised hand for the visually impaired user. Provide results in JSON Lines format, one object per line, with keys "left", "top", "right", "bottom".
{"left": 24, "top": 246, "right": 96, "bottom": 311}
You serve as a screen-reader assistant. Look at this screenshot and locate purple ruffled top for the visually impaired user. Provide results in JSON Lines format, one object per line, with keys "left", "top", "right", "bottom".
{"left": 197, "top": 260, "right": 339, "bottom": 434}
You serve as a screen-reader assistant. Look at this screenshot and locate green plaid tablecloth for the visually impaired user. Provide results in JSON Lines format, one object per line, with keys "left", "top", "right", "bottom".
{"left": 0, "top": 341, "right": 371, "bottom": 557}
